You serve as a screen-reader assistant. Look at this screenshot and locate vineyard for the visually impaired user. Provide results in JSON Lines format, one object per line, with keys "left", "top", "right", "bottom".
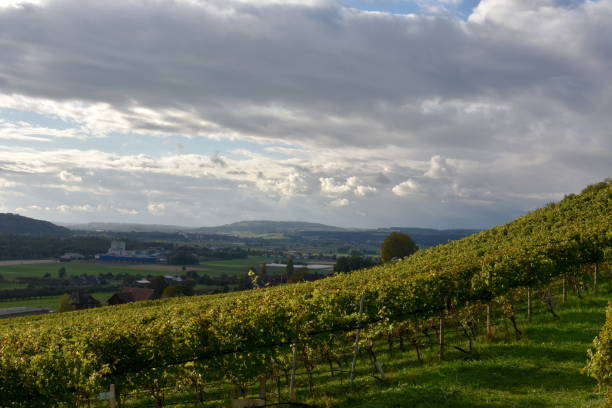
{"left": 585, "top": 301, "right": 612, "bottom": 407}
{"left": 0, "top": 179, "right": 611, "bottom": 407}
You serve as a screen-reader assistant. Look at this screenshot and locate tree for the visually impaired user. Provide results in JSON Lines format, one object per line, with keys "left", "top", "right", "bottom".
{"left": 57, "top": 266, "right": 66, "bottom": 279}
{"left": 380, "top": 232, "right": 418, "bottom": 262}
{"left": 58, "top": 293, "right": 74, "bottom": 312}
{"left": 162, "top": 284, "right": 193, "bottom": 298}
{"left": 286, "top": 258, "right": 294, "bottom": 277}
{"left": 287, "top": 267, "right": 306, "bottom": 284}
{"left": 167, "top": 251, "right": 199, "bottom": 266}
{"left": 150, "top": 276, "right": 169, "bottom": 298}
{"left": 334, "top": 255, "right": 377, "bottom": 273}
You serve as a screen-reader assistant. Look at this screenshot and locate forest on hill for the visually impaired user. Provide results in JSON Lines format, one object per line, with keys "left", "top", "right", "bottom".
{"left": 0, "top": 213, "right": 70, "bottom": 237}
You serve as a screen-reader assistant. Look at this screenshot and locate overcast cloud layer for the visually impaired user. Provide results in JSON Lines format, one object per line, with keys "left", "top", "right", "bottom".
{"left": 0, "top": 0, "right": 610, "bottom": 228}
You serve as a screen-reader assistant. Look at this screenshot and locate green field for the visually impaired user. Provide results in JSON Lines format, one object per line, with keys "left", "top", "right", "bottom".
{"left": 0, "top": 292, "right": 116, "bottom": 310}
{"left": 198, "top": 256, "right": 271, "bottom": 275}
{"left": 0, "top": 256, "right": 285, "bottom": 311}
{"left": 0, "top": 256, "right": 279, "bottom": 280}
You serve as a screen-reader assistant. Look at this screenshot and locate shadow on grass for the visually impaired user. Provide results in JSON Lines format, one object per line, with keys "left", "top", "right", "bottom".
{"left": 418, "top": 359, "right": 595, "bottom": 393}
{"left": 483, "top": 342, "right": 587, "bottom": 362}
{"left": 337, "top": 383, "right": 549, "bottom": 408}
{"left": 524, "top": 325, "right": 601, "bottom": 344}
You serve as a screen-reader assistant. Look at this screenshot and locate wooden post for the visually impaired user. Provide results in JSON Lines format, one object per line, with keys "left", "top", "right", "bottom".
{"left": 109, "top": 384, "right": 118, "bottom": 408}
{"left": 350, "top": 296, "right": 365, "bottom": 385}
{"left": 486, "top": 304, "right": 492, "bottom": 340}
{"left": 439, "top": 316, "right": 445, "bottom": 361}
{"left": 562, "top": 274, "right": 567, "bottom": 303}
{"left": 259, "top": 376, "right": 266, "bottom": 400}
{"left": 527, "top": 287, "right": 532, "bottom": 322}
{"left": 289, "top": 345, "right": 297, "bottom": 401}
{"left": 593, "top": 264, "right": 598, "bottom": 293}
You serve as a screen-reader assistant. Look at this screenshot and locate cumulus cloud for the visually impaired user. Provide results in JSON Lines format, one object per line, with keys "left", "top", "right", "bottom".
{"left": 320, "top": 177, "right": 352, "bottom": 195}
{"left": 354, "top": 185, "right": 377, "bottom": 197}
{"left": 424, "top": 155, "right": 456, "bottom": 179}
{"left": 58, "top": 170, "right": 82, "bottom": 182}
{"left": 330, "top": 198, "right": 349, "bottom": 207}
{"left": 147, "top": 202, "right": 166, "bottom": 215}
{"left": 392, "top": 179, "right": 420, "bottom": 197}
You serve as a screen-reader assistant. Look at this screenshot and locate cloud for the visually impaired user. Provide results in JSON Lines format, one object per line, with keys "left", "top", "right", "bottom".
{"left": 392, "top": 179, "right": 420, "bottom": 197}
{"left": 0, "top": 0, "right": 610, "bottom": 228}
{"left": 58, "top": 170, "right": 82, "bottom": 182}
{"left": 330, "top": 198, "right": 349, "bottom": 207}
{"left": 424, "top": 155, "right": 456, "bottom": 179}
{"left": 354, "top": 185, "right": 377, "bottom": 196}
{"left": 320, "top": 177, "right": 352, "bottom": 195}
{"left": 147, "top": 202, "right": 166, "bottom": 215}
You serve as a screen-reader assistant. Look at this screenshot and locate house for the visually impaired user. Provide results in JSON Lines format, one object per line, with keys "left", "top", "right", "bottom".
{"left": 59, "top": 252, "right": 85, "bottom": 262}
{"left": 107, "top": 287, "right": 155, "bottom": 305}
{"left": 70, "top": 291, "right": 101, "bottom": 310}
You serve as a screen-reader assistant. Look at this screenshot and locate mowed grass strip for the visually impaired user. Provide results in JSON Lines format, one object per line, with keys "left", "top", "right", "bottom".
{"left": 305, "top": 285, "right": 610, "bottom": 408}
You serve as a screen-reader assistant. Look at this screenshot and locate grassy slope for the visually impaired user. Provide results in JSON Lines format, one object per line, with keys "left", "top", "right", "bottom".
{"left": 316, "top": 285, "right": 610, "bottom": 408}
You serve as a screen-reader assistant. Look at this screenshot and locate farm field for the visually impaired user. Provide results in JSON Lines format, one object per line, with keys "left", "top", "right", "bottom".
{"left": 0, "top": 256, "right": 328, "bottom": 311}
{"left": 0, "top": 292, "right": 116, "bottom": 310}
{"left": 0, "top": 256, "right": 305, "bottom": 280}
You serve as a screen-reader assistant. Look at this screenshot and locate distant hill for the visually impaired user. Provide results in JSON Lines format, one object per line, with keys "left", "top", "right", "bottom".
{"left": 62, "top": 222, "right": 190, "bottom": 233}
{"left": 62, "top": 219, "right": 480, "bottom": 248}
{"left": 0, "top": 213, "right": 71, "bottom": 237}
{"left": 193, "top": 220, "right": 346, "bottom": 235}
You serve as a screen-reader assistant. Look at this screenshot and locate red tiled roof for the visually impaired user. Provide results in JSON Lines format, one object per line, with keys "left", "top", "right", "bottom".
{"left": 120, "top": 287, "right": 154, "bottom": 302}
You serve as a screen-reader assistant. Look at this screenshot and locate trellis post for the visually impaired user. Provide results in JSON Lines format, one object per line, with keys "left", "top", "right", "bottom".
{"left": 350, "top": 296, "right": 365, "bottom": 385}
{"left": 439, "top": 315, "right": 445, "bottom": 361}
{"left": 527, "top": 287, "right": 532, "bottom": 322}
{"left": 486, "top": 304, "right": 493, "bottom": 340}
{"left": 109, "top": 384, "right": 118, "bottom": 408}
{"left": 289, "top": 345, "right": 297, "bottom": 401}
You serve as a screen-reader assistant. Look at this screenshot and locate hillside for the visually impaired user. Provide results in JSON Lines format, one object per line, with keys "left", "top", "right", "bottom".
{"left": 62, "top": 221, "right": 189, "bottom": 233}
{"left": 0, "top": 213, "right": 70, "bottom": 237}
{"left": 1, "top": 180, "right": 609, "bottom": 407}
{"left": 65, "top": 219, "right": 480, "bottom": 248}
{"left": 193, "top": 220, "right": 347, "bottom": 234}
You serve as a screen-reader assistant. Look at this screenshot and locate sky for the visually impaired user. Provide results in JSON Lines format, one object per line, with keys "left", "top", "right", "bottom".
{"left": 0, "top": 0, "right": 610, "bottom": 229}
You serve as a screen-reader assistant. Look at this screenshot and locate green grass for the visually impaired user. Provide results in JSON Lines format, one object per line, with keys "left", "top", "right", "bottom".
{"left": 198, "top": 256, "right": 272, "bottom": 276}
{"left": 86, "top": 284, "right": 609, "bottom": 408}
{"left": 306, "top": 288, "right": 609, "bottom": 408}
{"left": 0, "top": 262, "right": 178, "bottom": 278}
{"left": 0, "top": 256, "right": 273, "bottom": 282}
{"left": 0, "top": 291, "right": 116, "bottom": 310}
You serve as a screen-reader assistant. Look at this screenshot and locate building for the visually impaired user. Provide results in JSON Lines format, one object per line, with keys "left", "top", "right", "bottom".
{"left": 69, "top": 291, "right": 101, "bottom": 310}
{"left": 108, "top": 287, "right": 155, "bottom": 305}
{"left": 96, "top": 240, "right": 158, "bottom": 263}
{"left": 59, "top": 252, "right": 85, "bottom": 262}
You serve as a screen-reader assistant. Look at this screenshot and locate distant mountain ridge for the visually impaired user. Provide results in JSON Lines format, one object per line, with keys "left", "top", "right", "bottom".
{"left": 0, "top": 213, "right": 71, "bottom": 237}
{"left": 61, "top": 222, "right": 190, "bottom": 233}
{"left": 192, "top": 220, "right": 346, "bottom": 234}
{"left": 63, "top": 219, "right": 480, "bottom": 248}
